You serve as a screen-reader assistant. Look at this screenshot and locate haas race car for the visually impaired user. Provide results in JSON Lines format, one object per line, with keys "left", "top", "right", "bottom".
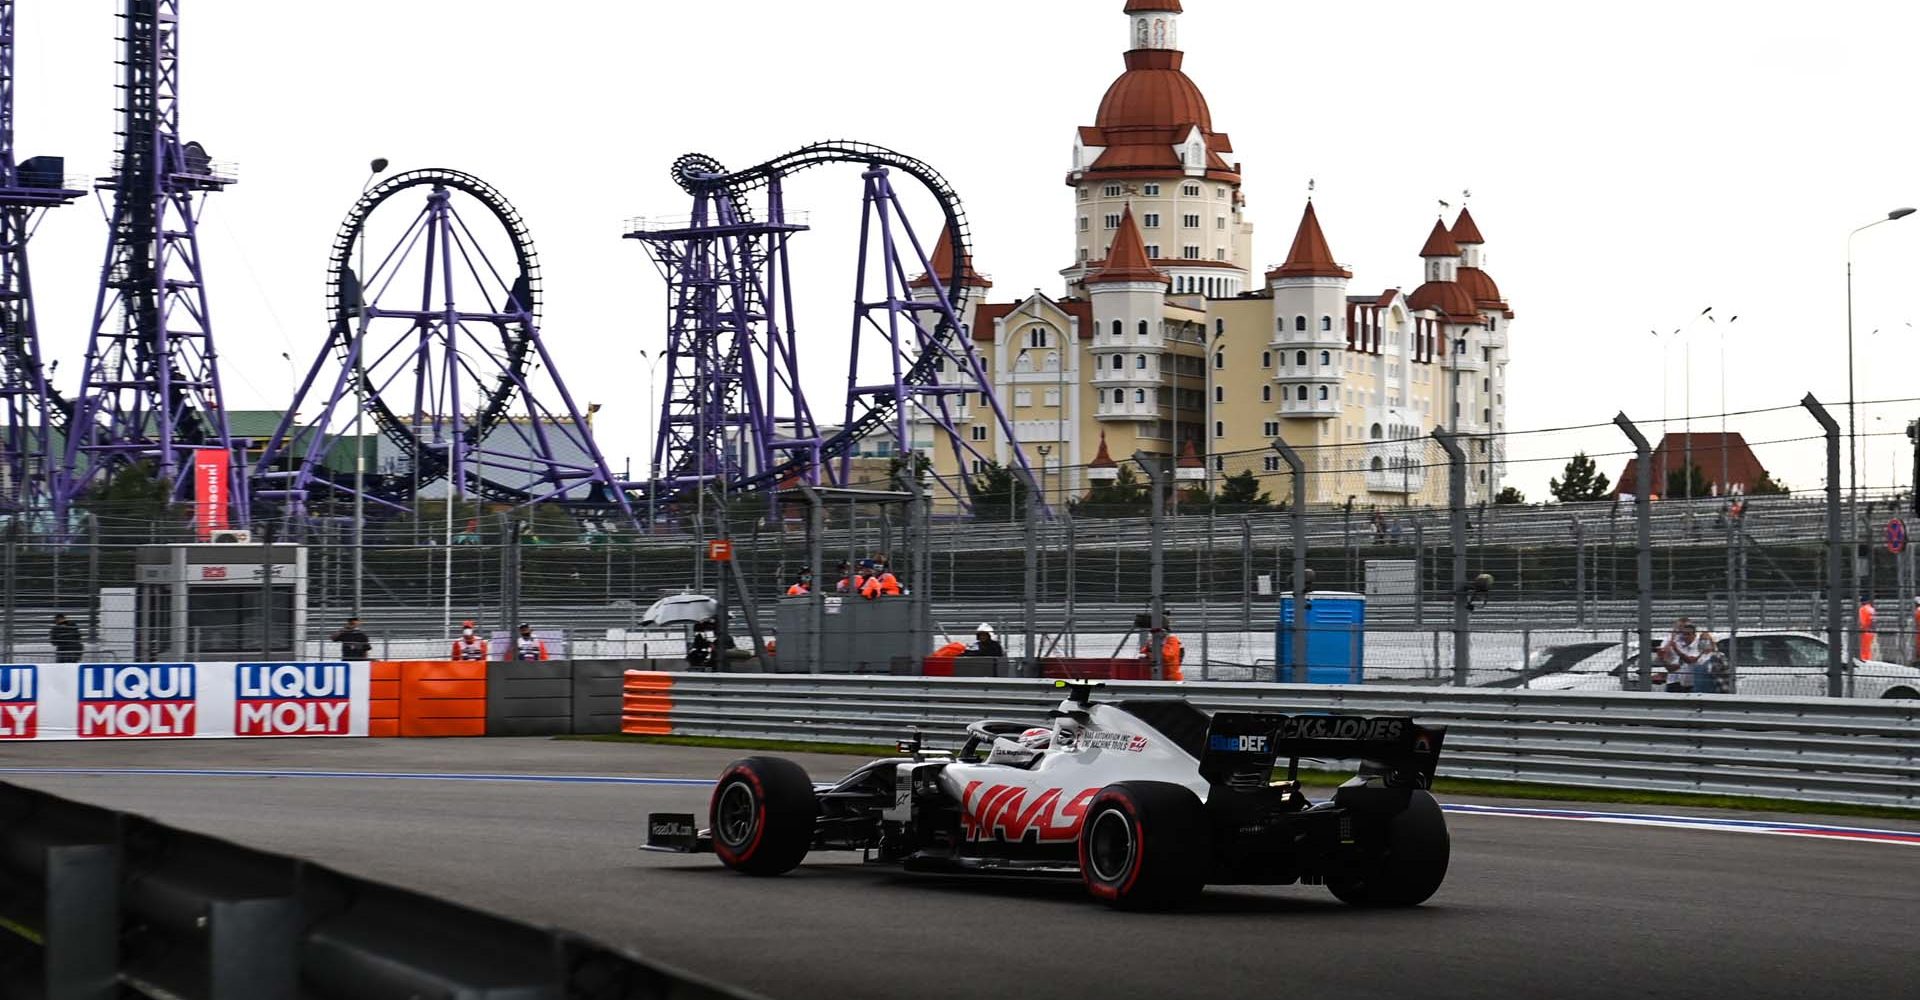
{"left": 646, "top": 682, "right": 1450, "bottom": 909}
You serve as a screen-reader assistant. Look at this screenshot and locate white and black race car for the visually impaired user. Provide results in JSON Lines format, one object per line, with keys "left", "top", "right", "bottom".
{"left": 646, "top": 682, "right": 1451, "bottom": 909}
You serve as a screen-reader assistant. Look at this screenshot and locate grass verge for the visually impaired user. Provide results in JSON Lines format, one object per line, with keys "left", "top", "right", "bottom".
{"left": 562, "top": 733, "right": 1920, "bottom": 823}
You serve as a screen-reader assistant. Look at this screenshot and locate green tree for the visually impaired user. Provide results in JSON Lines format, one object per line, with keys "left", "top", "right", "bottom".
{"left": 1495, "top": 486, "right": 1526, "bottom": 505}
{"left": 1665, "top": 463, "right": 1710, "bottom": 500}
{"left": 1749, "top": 471, "right": 1790, "bottom": 496}
{"left": 1548, "top": 451, "right": 1612, "bottom": 502}
{"left": 1211, "top": 469, "right": 1272, "bottom": 511}
{"left": 77, "top": 461, "right": 180, "bottom": 541}
{"left": 1071, "top": 465, "right": 1149, "bottom": 518}
{"left": 969, "top": 459, "right": 1030, "bottom": 521}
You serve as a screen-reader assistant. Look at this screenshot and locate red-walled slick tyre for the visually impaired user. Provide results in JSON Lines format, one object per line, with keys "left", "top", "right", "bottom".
{"left": 1077, "top": 781, "right": 1209, "bottom": 910}
{"left": 1327, "top": 789, "right": 1450, "bottom": 907}
{"left": 709, "top": 756, "right": 817, "bottom": 876}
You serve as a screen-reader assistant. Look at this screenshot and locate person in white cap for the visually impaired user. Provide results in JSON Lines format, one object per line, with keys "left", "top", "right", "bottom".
{"left": 961, "top": 623, "right": 1005, "bottom": 659}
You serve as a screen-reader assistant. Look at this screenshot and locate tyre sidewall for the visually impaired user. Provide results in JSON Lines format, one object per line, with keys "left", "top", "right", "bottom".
{"left": 709, "top": 756, "right": 816, "bottom": 875}
{"left": 1078, "top": 781, "right": 1207, "bottom": 909}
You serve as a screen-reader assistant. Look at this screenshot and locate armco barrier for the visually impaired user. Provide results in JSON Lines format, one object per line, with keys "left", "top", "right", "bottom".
{"left": 621, "top": 672, "right": 1920, "bottom": 808}
{"left": 0, "top": 782, "right": 751, "bottom": 999}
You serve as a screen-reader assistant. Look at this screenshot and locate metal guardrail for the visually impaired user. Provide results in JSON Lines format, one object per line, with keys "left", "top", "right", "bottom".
{"left": 0, "top": 782, "right": 751, "bottom": 999}
{"left": 643, "top": 673, "right": 1920, "bottom": 808}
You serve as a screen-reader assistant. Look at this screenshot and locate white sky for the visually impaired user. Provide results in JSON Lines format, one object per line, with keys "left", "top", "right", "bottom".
{"left": 11, "top": 1, "right": 1919, "bottom": 498}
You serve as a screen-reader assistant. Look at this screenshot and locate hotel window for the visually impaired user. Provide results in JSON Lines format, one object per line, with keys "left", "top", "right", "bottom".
{"left": 1260, "top": 351, "right": 1271, "bottom": 367}
{"left": 1216, "top": 216, "right": 1226, "bottom": 229}
{"left": 1182, "top": 214, "right": 1201, "bottom": 228}
{"left": 1135, "top": 354, "right": 1147, "bottom": 369}
{"left": 1111, "top": 354, "right": 1123, "bottom": 371}
{"left": 1143, "top": 183, "right": 1160, "bottom": 195}
{"left": 1320, "top": 351, "right": 1331, "bottom": 366}
{"left": 1295, "top": 315, "right": 1307, "bottom": 331}
{"left": 1320, "top": 316, "right": 1333, "bottom": 331}
{"left": 1214, "top": 420, "right": 1224, "bottom": 438}
{"left": 1318, "top": 386, "right": 1330, "bottom": 400}
{"left": 1215, "top": 248, "right": 1227, "bottom": 260}
{"left": 1213, "top": 352, "right": 1224, "bottom": 369}
{"left": 1296, "top": 386, "right": 1307, "bottom": 401}
{"left": 1182, "top": 184, "right": 1201, "bottom": 197}
{"left": 1014, "top": 389, "right": 1032, "bottom": 407}
{"left": 970, "top": 425, "right": 988, "bottom": 441}
{"left": 1263, "top": 421, "right": 1279, "bottom": 437}
{"left": 1182, "top": 246, "right": 1201, "bottom": 259}
{"left": 1216, "top": 186, "right": 1227, "bottom": 198}
{"left": 1078, "top": 217, "right": 1089, "bottom": 232}
{"left": 1143, "top": 213, "right": 1161, "bottom": 228}
{"left": 1103, "top": 214, "right": 1120, "bottom": 230}
{"left": 1213, "top": 386, "right": 1224, "bottom": 403}
{"left": 1103, "top": 184, "right": 1122, "bottom": 197}
{"left": 1294, "top": 351, "right": 1306, "bottom": 366}
{"left": 1044, "top": 388, "right": 1061, "bottom": 406}
{"left": 1262, "top": 385, "right": 1272, "bottom": 402}
{"left": 1135, "top": 389, "right": 1147, "bottom": 404}
{"left": 1078, "top": 189, "right": 1088, "bottom": 201}
{"left": 1263, "top": 455, "right": 1280, "bottom": 472}
{"left": 1144, "top": 244, "right": 1161, "bottom": 258}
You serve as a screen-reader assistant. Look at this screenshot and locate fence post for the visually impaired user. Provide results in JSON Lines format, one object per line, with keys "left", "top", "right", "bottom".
{"left": 1802, "top": 393, "right": 1845, "bottom": 697}
{"left": 1413, "top": 520, "right": 1425, "bottom": 629}
{"left": 260, "top": 522, "right": 277, "bottom": 659}
{"left": 1269, "top": 440, "right": 1309, "bottom": 684}
{"left": 1064, "top": 511, "right": 1077, "bottom": 658}
{"left": 87, "top": 514, "right": 101, "bottom": 643}
{"left": 799, "top": 483, "right": 825, "bottom": 675}
{"left": 1614, "top": 412, "right": 1654, "bottom": 691}
{"left": 1573, "top": 517, "right": 1587, "bottom": 628}
{"left": 1201, "top": 510, "right": 1213, "bottom": 681}
{"left": 1023, "top": 483, "right": 1039, "bottom": 672}
{"left": 1431, "top": 429, "right": 1469, "bottom": 686}
{"left": 1133, "top": 451, "right": 1166, "bottom": 681}
{"left": 1239, "top": 515, "right": 1252, "bottom": 637}
{"left": 2, "top": 524, "right": 14, "bottom": 662}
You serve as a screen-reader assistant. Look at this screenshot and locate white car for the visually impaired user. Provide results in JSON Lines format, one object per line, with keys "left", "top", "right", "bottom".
{"left": 638, "top": 593, "right": 717, "bottom": 627}
{"left": 1531, "top": 631, "right": 1920, "bottom": 699}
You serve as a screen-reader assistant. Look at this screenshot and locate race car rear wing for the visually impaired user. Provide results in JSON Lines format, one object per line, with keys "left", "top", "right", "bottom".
{"left": 1200, "top": 712, "right": 1446, "bottom": 789}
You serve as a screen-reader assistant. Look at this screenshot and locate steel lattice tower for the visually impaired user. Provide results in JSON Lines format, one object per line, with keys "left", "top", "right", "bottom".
{"left": 0, "top": 1, "right": 80, "bottom": 517}
{"left": 59, "top": 0, "right": 244, "bottom": 517}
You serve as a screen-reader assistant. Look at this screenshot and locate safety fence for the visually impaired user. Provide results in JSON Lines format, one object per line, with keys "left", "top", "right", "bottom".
{"left": 0, "top": 781, "right": 750, "bottom": 999}
{"left": 621, "top": 672, "right": 1920, "bottom": 809}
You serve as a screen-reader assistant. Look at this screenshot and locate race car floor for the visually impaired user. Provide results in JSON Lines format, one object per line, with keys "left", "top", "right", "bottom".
{"left": 3, "top": 738, "right": 1915, "bottom": 1000}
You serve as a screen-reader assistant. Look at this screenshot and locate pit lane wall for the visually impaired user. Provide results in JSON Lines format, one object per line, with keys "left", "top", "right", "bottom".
{"left": 0, "top": 659, "right": 673, "bottom": 740}
{"left": 619, "top": 672, "right": 1920, "bottom": 809}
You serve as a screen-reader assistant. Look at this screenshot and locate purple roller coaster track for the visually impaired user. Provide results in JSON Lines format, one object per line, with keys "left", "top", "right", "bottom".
{"left": 626, "top": 141, "right": 1036, "bottom": 511}
{"left": 252, "top": 169, "right": 638, "bottom": 525}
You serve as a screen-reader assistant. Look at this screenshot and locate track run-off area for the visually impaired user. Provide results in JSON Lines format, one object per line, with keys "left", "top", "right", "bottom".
{"left": 3, "top": 738, "right": 1915, "bottom": 1000}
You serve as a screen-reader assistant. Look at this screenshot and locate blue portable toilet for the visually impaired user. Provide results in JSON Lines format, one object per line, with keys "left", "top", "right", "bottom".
{"left": 1277, "top": 591, "right": 1366, "bottom": 684}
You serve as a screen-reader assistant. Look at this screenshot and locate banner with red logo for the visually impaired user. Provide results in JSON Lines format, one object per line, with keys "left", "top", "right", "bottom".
{"left": 193, "top": 448, "right": 231, "bottom": 540}
{"left": 8, "top": 662, "right": 370, "bottom": 740}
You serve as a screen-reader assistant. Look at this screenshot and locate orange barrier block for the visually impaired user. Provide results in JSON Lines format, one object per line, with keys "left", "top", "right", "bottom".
{"left": 620, "top": 671, "right": 674, "bottom": 735}
{"left": 392, "top": 661, "right": 488, "bottom": 737}
{"left": 369, "top": 661, "right": 402, "bottom": 737}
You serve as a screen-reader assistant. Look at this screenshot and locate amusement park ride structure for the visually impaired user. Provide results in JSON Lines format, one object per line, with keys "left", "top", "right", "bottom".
{"left": 627, "top": 141, "right": 1037, "bottom": 512}
{"left": 0, "top": 3, "right": 1032, "bottom": 531}
{"left": 0, "top": 0, "right": 80, "bottom": 517}
{"left": 59, "top": 0, "right": 247, "bottom": 524}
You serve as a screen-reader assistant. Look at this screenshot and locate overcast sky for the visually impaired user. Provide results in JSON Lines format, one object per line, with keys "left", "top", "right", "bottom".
{"left": 11, "top": 1, "right": 1918, "bottom": 498}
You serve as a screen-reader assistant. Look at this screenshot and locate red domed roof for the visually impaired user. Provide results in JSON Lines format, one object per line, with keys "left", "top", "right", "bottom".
{"left": 1450, "top": 206, "right": 1486, "bottom": 245}
{"left": 1457, "top": 266, "right": 1503, "bottom": 308}
{"left": 1408, "top": 280, "right": 1478, "bottom": 319}
{"left": 1419, "top": 219, "right": 1460, "bottom": 258}
{"left": 1267, "top": 201, "right": 1351, "bottom": 280}
{"left": 1095, "top": 50, "right": 1211, "bottom": 132}
{"left": 1124, "top": 0, "right": 1182, "bottom": 12}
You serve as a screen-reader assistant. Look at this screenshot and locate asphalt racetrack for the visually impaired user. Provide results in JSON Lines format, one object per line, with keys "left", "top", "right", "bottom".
{"left": 4, "top": 739, "right": 1917, "bottom": 1000}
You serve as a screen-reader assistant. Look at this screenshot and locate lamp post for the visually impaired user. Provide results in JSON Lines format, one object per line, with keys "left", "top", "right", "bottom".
{"left": 1709, "top": 314, "right": 1739, "bottom": 494}
{"left": 1848, "top": 207, "right": 1916, "bottom": 605}
{"left": 352, "top": 157, "right": 388, "bottom": 618}
{"left": 637, "top": 348, "right": 666, "bottom": 532}
{"left": 1204, "top": 323, "right": 1225, "bottom": 495}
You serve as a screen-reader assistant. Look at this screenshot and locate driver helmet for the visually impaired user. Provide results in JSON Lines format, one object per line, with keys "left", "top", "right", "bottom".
{"left": 1018, "top": 726, "right": 1052, "bottom": 750}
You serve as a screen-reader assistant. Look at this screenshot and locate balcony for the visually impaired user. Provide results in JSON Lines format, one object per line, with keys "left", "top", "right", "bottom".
{"left": 1270, "top": 325, "right": 1346, "bottom": 351}
{"left": 1090, "top": 366, "right": 1163, "bottom": 387}
{"left": 1365, "top": 451, "right": 1427, "bottom": 494}
{"left": 1278, "top": 395, "right": 1338, "bottom": 419}
{"left": 1096, "top": 398, "right": 1162, "bottom": 421}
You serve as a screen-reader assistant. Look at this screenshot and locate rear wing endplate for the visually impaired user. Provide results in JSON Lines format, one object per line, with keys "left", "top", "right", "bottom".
{"left": 1201, "top": 712, "right": 1446, "bottom": 788}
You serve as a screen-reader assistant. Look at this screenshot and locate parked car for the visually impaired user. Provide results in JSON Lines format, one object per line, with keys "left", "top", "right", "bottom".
{"left": 1533, "top": 631, "right": 1920, "bottom": 699}
{"left": 1480, "top": 641, "right": 1621, "bottom": 688}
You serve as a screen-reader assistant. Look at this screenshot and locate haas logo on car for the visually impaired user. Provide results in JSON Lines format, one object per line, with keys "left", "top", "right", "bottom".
{"left": 236, "top": 663, "right": 352, "bottom": 736}
{"left": 79, "top": 664, "right": 196, "bottom": 738}
{"left": 0, "top": 665, "right": 37, "bottom": 739}
{"left": 961, "top": 782, "right": 1099, "bottom": 843}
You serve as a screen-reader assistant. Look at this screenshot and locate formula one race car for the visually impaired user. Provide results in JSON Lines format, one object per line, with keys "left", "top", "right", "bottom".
{"left": 645, "top": 682, "right": 1450, "bottom": 909}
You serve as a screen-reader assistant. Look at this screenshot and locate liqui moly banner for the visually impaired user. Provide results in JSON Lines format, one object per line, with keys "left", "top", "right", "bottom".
{"left": 193, "top": 447, "right": 230, "bottom": 540}
{"left": 18, "top": 662, "right": 369, "bottom": 740}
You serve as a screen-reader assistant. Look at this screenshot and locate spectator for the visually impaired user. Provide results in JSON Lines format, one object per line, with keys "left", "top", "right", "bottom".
{"left": 869, "top": 558, "right": 903, "bottom": 596}
{"left": 451, "top": 621, "right": 488, "bottom": 661}
{"left": 1911, "top": 597, "right": 1920, "bottom": 666}
{"left": 329, "top": 617, "right": 372, "bottom": 661}
{"left": 1858, "top": 597, "right": 1876, "bottom": 661}
{"left": 785, "top": 571, "right": 812, "bottom": 596}
{"left": 48, "top": 614, "right": 82, "bottom": 663}
{"left": 512, "top": 623, "right": 550, "bottom": 662}
{"left": 1657, "top": 618, "right": 1709, "bottom": 692}
{"left": 833, "top": 562, "right": 854, "bottom": 593}
{"left": 1372, "top": 509, "right": 1387, "bottom": 545}
{"left": 961, "top": 623, "right": 1004, "bottom": 659}
{"left": 1140, "top": 619, "right": 1185, "bottom": 681}
{"left": 849, "top": 563, "right": 875, "bottom": 599}
{"left": 1389, "top": 519, "right": 1403, "bottom": 545}
{"left": 687, "top": 619, "right": 716, "bottom": 670}
{"left": 1692, "top": 629, "right": 1724, "bottom": 694}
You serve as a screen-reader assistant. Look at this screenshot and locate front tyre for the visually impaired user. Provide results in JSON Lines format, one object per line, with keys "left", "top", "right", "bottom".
{"left": 709, "top": 756, "right": 817, "bottom": 876}
{"left": 1078, "top": 781, "right": 1209, "bottom": 910}
{"left": 1327, "top": 789, "right": 1450, "bottom": 907}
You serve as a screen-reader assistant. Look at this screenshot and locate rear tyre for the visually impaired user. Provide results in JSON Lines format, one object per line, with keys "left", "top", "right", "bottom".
{"left": 1327, "top": 789, "right": 1450, "bottom": 907}
{"left": 709, "top": 756, "right": 816, "bottom": 876}
{"left": 1077, "top": 781, "right": 1209, "bottom": 910}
